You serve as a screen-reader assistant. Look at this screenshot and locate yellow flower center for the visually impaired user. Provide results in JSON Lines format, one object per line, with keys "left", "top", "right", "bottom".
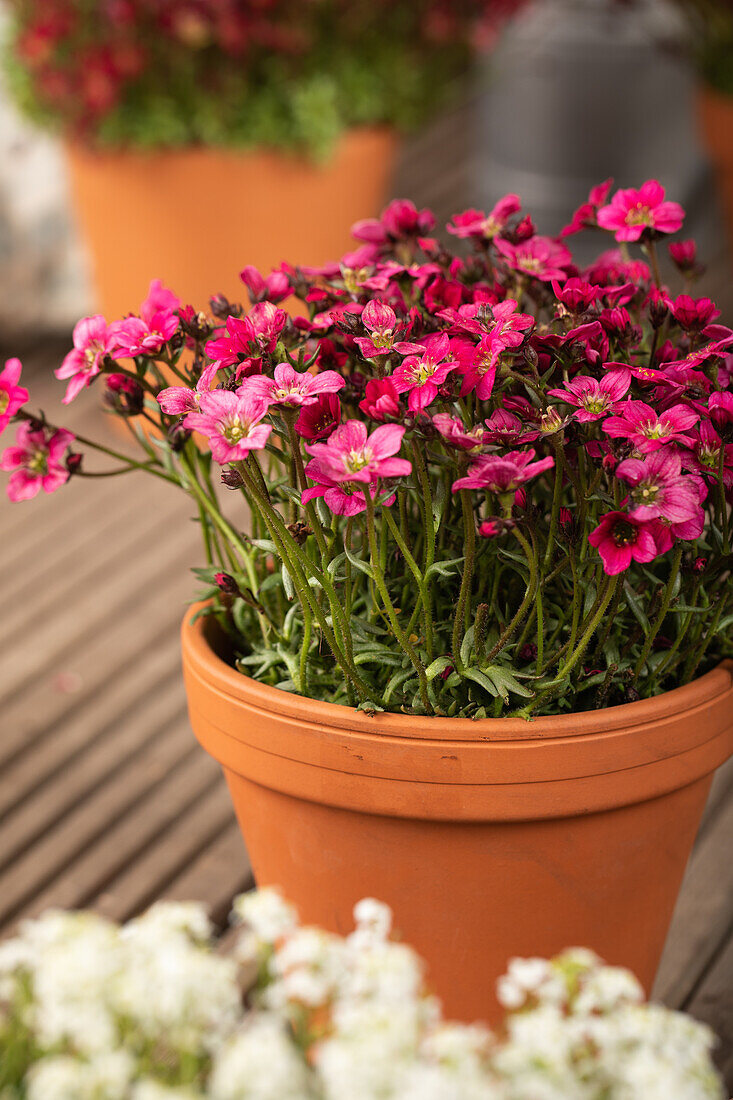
{"left": 0, "top": 390, "right": 9, "bottom": 415}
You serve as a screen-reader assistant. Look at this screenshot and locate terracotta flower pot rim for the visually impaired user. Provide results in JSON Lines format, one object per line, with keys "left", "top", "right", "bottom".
{"left": 183, "top": 602, "right": 733, "bottom": 744}
{"left": 65, "top": 125, "right": 397, "bottom": 162}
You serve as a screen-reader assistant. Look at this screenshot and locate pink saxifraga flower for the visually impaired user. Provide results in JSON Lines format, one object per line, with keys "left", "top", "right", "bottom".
{"left": 432, "top": 413, "right": 489, "bottom": 452}
{"left": 390, "top": 334, "right": 457, "bottom": 412}
{"left": 351, "top": 199, "right": 435, "bottom": 245}
{"left": 359, "top": 378, "right": 401, "bottom": 422}
{"left": 157, "top": 363, "right": 219, "bottom": 415}
{"left": 602, "top": 400, "right": 699, "bottom": 453}
{"left": 1, "top": 423, "right": 75, "bottom": 501}
{"left": 243, "top": 363, "right": 344, "bottom": 410}
{"left": 240, "top": 264, "right": 290, "bottom": 304}
{"left": 452, "top": 448, "right": 555, "bottom": 495}
{"left": 547, "top": 369, "right": 631, "bottom": 423}
{"left": 616, "top": 449, "right": 704, "bottom": 523}
{"left": 184, "top": 390, "right": 272, "bottom": 464}
{"left": 0, "top": 358, "right": 29, "bottom": 434}
{"left": 110, "top": 311, "right": 179, "bottom": 358}
{"left": 447, "top": 194, "right": 521, "bottom": 240}
{"left": 596, "top": 179, "right": 685, "bottom": 242}
{"left": 305, "top": 421, "right": 411, "bottom": 488}
{"left": 482, "top": 408, "right": 540, "bottom": 446}
{"left": 353, "top": 299, "right": 422, "bottom": 360}
{"left": 561, "top": 178, "right": 613, "bottom": 238}
{"left": 588, "top": 511, "right": 661, "bottom": 575}
{"left": 690, "top": 420, "right": 733, "bottom": 488}
{"left": 709, "top": 392, "right": 733, "bottom": 425}
{"left": 55, "top": 314, "right": 116, "bottom": 404}
{"left": 494, "top": 236, "right": 572, "bottom": 282}
{"left": 206, "top": 303, "right": 288, "bottom": 368}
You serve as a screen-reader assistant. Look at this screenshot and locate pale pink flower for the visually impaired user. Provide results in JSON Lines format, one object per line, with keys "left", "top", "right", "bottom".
{"left": 588, "top": 511, "right": 661, "bottom": 575}
{"left": 616, "top": 449, "right": 703, "bottom": 523}
{"left": 0, "top": 358, "right": 29, "bottom": 435}
{"left": 305, "top": 421, "right": 411, "bottom": 485}
{"left": 494, "top": 236, "right": 572, "bottom": 282}
{"left": 243, "top": 363, "right": 344, "bottom": 409}
{"left": 1, "top": 423, "right": 75, "bottom": 501}
{"left": 110, "top": 311, "right": 179, "bottom": 358}
{"left": 452, "top": 448, "right": 554, "bottom": 494}
{"left": 141, "top": 278, "right": 180, "bottom": 318}
{"left": 432, "top": 413, "right": 489, "bottom": 451}
{"left": 547, "top": 369, "right": 631, "bottom": 422}
{"left": 602, "top": 400, "right": 699, "bottom": 453}
{"left": 55, "top": 314, "right": 116, "bottom": 404}
{"left": 157, "top": 363, "right": 219, "bottom": 415}
{"left": 596, "top": 180, "right": 685, "bottom": 242}
{"left": 184, "top": 390, "right": 272, "bottom": 464}
{"left": 301, "top": 458, "right": 376, "bottom": 517}
{"left": 447, "top": 194, "right": 521, "bottom": 240}
{"left": 389, "top": 334, "right": 457, "bottom": 412}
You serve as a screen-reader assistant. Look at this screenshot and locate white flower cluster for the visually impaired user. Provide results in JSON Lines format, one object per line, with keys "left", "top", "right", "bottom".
{"left": 0, "top": 891, "right": 724, "bottom": 1100}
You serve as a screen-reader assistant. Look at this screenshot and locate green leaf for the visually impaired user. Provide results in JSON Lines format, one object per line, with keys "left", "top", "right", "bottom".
{"left": 424, "top": 557, "right": 464, "bottom": 581}
{"left": 484, "top": 665, "right": 535, "bottom": 701}
{"left": 344, "top": 543, "right": 375, "bottom": 580}
{"left": 281, "top": 565, "right": 295, "bottom": 601}
{"left": 623, "top": 581, "right": 650, "bottom": 632}
{"left": 425, "top": 656, "right": 453, "bottom": 682}
{"left": 462, "top": 667, "right": 500, "bottom": 697}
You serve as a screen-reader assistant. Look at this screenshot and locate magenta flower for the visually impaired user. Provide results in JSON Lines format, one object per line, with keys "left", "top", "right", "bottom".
{"left": 141, "top": 278, "right": 180, "bottom": 317}
{"left": 585, "top": 248, "right": 651, "bottom": 287}
{"left": 670, "top": 294, "right": 719, "bottom": 331}
{"left": 669, "top": 240, "right": 700, "bottom": 276}
{"left": 596, "top": 180, "right": 685, "bottom": 242}
{"left": 561, "top": 178, "right": 613, "bottom": 238}
{"left": 452, "top": 448, "right": 554, "bottom": 494}
{"left": 616, "top": 449, "right": 703, "bottom": 523}
{"left": 157, "top": 363, "right": 219, "bottom": 415}
{"left": 110, "top": 311, "right": 179, "bottom": 358}
{"left": 691, "top": 420, "right": 733, "bottom": 488}
{"left": 359, "top": 378, "right": 401, "bottom": 422}
{"left": 240, "top": 264, "right": 290, "bottom": 304}
{"left": 709, "top": 392, "right": 733, "bottom": 425}
{"left": 602, "top": 400, "right": 699, "bottom": 453}
{"left": 455, "top": 336, "right": 498, "bottom": 401}
{"left": 301, "top": 458, "right": 375, "bottom": 517}
{"left": 389, "top": 334, "right": 457, "bottom": 412}
{"left": 184, "top": 390, "right": 272, "bottom": 464}
{"left": 294, "top": 393, "right": 341, "bottom": 441}
{"left": 0, "top": 358, "right": 29, "bottom": 435}
{"left": 243, "top": 363, "right": 344, "bottom": 410}
{"left": 305, "top": 420, "right": 411, "bottom": 486}
{"left": 552, "top": 277, "right": 602, "bottom": 313}
{"left": 206, "top": 303, "right": 287, "bottom": 367}
{"left": 482, "top": 408, "right": 540, "bottom": 446}
{"left": 547, "top": 369, "right": 631, "bottom": 422}
{"left": 1, "top": 423, "right": 75, "bottom": 501}
{"left": 55, "top": 314, "right": 116, "bottom": 404}
{"left": 432, "top": 413, "right": 489, "bottom": 451}
{"left": 588, "top": 511, "right": 661, "bottom": 575}
{"left": 494, "top": 236, "right": 572, "bottom": 282}
{"left": 447, "top": 194, "right": 521, "bottom": 240}
{"left": 353, "top": 299, "right": 422, "bottom": 359}
{"left": 351, "top": 199, "right": 435, "bottom": 244}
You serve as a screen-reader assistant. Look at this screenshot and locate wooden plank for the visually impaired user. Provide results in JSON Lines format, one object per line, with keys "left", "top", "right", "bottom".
{"left": 11, "top": 751, "right": 225, "bottom": 927}
{"left": 682, "top": 931, "right": 733, "bottom": 1094}
{"left": 92, "top": 782, "right": 236, "bottom": 923}
{"left": 653, "top": 756, "right": 733, "bottom": 1008}
{"left": 161, "top": 821, "right": 252, "bottom": 928}
{"left": 0, "top": 658, "right": 183, "bottom": 855}
{"left": 0, "top": 556, "right": 191, "bottom": 770}
{"left": 0, "top": 706, "right": 198, "bottom": 929}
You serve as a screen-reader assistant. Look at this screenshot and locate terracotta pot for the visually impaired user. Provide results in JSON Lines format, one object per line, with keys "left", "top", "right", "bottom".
{"left": 64, "top": 129, "right": 399, "bottom": 319}
{"left": 696, "top": 83, "right": 733, "bottom": 255}
{"left": 181, "top": 607, "right": 733, "bottom": 1024}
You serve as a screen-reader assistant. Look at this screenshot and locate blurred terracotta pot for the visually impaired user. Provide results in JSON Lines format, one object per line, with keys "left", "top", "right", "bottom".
{"left": 64, "top": 129, "right": 399, "bottom": 319}
{"left": 697, "top": 84, "right": 733, "bottom": 255}
{"left": 181, "top": 606, "right": 733, "bottom": 1024}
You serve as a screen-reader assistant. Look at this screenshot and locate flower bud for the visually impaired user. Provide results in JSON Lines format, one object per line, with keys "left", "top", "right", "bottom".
{"left": 105, "top": 373, "right": 144, "bottom": 416}
{"left": 518, "top": 642, "right": 538, "bottom": 662}
{"left": 210, "top": 294, "right": 241, "bottom": 319}
{"left": 221, "top": 467, "right": 245, "bottom": 489}
{"left": 287, "top": 521, "right": 312, "bottom": 546}
{"left": 66, "top": 452, "right": 83, "bottom": 475}
{"left": 215, "top": 572, "right": 240, "bottom": 596}
{"left": 168, "top": 422, "right": 191, "bottom": 452}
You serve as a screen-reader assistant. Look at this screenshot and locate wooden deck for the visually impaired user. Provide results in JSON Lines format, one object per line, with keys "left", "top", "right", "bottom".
{"left": 0, "top": 108, "right": 732, "bottom": 1084}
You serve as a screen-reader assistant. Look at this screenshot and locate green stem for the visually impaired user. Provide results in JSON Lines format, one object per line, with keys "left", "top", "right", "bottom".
{"left": 633, "top": 544, "right": 683, "bottom": 679}
{"left": 452, "top": 491, "right": 476, "bottom": 673}
{"left": 383, "top": 508, "right": 434, "bottom": 657}
{"left": 485, "top": 525, "right": 538, "bottom": 663}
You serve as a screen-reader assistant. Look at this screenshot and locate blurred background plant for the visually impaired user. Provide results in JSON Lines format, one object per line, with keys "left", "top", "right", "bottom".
{"left": 3, "top": 0, "right": 521, "bottom": 158}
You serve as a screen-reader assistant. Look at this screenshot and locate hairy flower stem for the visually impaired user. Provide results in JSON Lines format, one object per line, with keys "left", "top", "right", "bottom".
{"left": 238, "top": 465, "right": 372, "bottom": 701}
{"left": 485, "top": 525, "right": 538, "bottom": 663}
{"left": 717, "top": 446, "right": 731, "bottom": 555}
{"left": 452, "top": 491, "right": 476, "bottom": 673}
{"left": 383, "top": 508, "right": 434, "bottom": 658}
{"left": 644, "top": 239, "right": 663, "bottom": 289}
{"left": 633, "top": 543, "right": 683, "bottom": 680}
{"left": 683, "top": 597, "right": 727, "bottom": 683}
{"left": 411, "top": 440, "right": 435, "bottom": 632}
{"left": 365, "top": 495, "right": 430, "bottom": 711}
{"left": 284, "top": 412, "right": 329, "bottom": 561}
{"left": 543, "top": 442, "right": 565, "bottom": 569}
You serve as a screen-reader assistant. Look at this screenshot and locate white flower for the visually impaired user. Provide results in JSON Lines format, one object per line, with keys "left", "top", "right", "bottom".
{"left": 209, "top": 1015, "right": 315, "bottom": 1100}
{"left": 232, "top": 889, "right": 298, "bottom": 944}
{"left": 496, "top": 956, "right": 558, "bottom": 1010}
{"left": 264, "top": 927, "right": 348, "bottom": 1010}
{"left": 26, "top": 1051, "right": 133, "bottom": 1100}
